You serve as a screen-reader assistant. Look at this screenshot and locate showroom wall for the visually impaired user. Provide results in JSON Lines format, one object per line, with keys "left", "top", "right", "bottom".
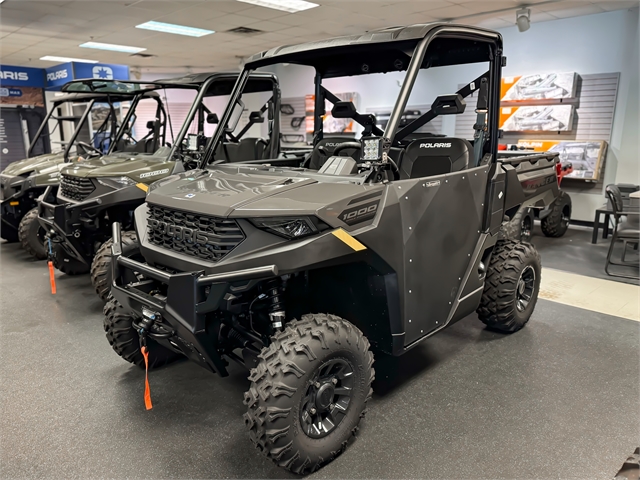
{"left": 499, "top": 8, "right": 639, "bottom": 221}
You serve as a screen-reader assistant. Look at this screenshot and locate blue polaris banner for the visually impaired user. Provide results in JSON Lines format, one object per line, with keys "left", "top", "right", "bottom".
{"left": 0, "top": 65, "right": 45, "bottom": 88}
{"left": 45, "top": 62, "right": 73, "bottom": 88}
{"left": 73, "top": 62, "right": 129, "bottom": 81}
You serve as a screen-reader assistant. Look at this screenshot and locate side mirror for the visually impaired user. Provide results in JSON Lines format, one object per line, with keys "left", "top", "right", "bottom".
{"left": 146, "top": 120, "right": 156, "bottom": 129}
{"left": 431, "top": 94, "right": 466, "bottom": 115}
{"left": 249, "top": 111, "right": 264, "bottom": 124}
{"left": 280, "top": 104, "right": 295, "bottom": 115}
{"left": 331, "top": 101, "right": 357, "bottom": 119}
{"left": 206, "top": 113, "right": 219, "bottom": 124}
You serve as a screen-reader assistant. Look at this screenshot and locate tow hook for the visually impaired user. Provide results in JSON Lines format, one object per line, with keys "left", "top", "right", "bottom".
{"left": 138, "top": 307, "right": 159, "bottom": 347}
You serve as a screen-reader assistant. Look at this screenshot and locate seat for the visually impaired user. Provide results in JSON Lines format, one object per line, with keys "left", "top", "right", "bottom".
{"left": 308, "top": 137, "right": 360, "bottom": 171}
{"left": 399, "top": 137, "right": 471, "bottom": 180}
{"left": 214, "top": 138, "right": 268, "bottom": 162}
{"left": 604, "top": 184, "right": 639, "bottom": 280}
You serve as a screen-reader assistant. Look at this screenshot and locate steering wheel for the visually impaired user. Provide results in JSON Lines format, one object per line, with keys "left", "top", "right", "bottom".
{"left": 77, "top": 141, "right": 102, "bottom": 156}
{"left": 333, "top": 141, "right": 361, "bottom": 156}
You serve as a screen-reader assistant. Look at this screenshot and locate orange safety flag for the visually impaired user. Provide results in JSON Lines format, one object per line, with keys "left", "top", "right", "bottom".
{"left": 48, "top": 261, "right": 56, "bottom": 294}
{"left": 141, "top": 346, "right": 153, "bottom": 410}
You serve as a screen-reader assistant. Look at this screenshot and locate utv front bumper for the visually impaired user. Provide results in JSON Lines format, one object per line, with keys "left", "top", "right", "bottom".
{"left": 38, "top": 184, "right": 145, "bottom": 264}
{"left": 38, "top": 186, "right": 103, "bottom": 264}
{"left": 109, "top": 222, "right": 278, "bottom": 375}
{"left": 0, "top": 175, "right": 42, "bottom": 235}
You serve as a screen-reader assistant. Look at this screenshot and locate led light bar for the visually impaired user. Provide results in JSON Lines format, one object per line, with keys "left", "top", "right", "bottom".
{"left": 40, "top": 55, "right": 99, "bottom": 64}
{"left": 136, "top": 21, "right": 214, "bottom": 37}
{"left": 79, "top": 42, "right": 146, "bottom": 54}
{"left": 237, "top": 0, "right": 318, "bottom": 13}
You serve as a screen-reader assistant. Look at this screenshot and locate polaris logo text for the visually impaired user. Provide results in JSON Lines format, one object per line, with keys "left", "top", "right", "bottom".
{"left": 425, "top": 180, "right": 440, "bottom": 187}
{"left": 47, "top": 70, "right": 68, "bottom": 81}
{"left": 139, "top": 169, "right": 169, "bottom": 179}
{"left": 325, "top": 143, "right": 341, "bottom": 147}
{"left": 0, "top": 71, "right": 29, "bottom": 81}
{"left": 149, "top": 220, "right": 213, "bottom": 246}
{"left": 420, "top": 143, "right": 451, "bottom": 148}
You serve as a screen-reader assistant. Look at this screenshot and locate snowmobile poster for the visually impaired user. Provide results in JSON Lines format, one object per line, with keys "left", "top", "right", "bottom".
{"left": 501, "top": 72, "right": 578, "bottom": 102}
{"left": 500, "top": 105, "right": 575, "bottom": 132}
{"left": 516, "top": 139, "right": 607, "bottom": 181}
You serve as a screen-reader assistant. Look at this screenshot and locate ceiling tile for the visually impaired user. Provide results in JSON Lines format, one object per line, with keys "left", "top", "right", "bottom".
{"left": 596, "top": 0, "right": 640, "bottom": 11}
{"left": 542, "top": 4, "right": 605, "bottom": 18}
{"left": 243, "top": 19, "right": 291, "bottom": 32}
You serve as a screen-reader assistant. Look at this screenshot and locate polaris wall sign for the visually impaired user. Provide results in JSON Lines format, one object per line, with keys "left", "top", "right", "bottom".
{"left": 0, "top": 65, "right": 45, "bottom": 88}
{"left": 45, "top": 62, "right": 129, "bottom": 89}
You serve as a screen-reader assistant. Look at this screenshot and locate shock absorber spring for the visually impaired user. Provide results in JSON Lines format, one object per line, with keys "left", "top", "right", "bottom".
{"left": 264, "top": 278, "right": 285, "bottom": 330}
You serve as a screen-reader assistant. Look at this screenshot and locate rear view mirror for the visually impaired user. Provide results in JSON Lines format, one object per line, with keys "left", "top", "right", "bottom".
{"left": 249, "top": 111, "right": 264, "bottom": 124}
{"left": 206, "top": 113, "right": 219, "bottom": 124}
{"left": 431, "top": 94, "right": 466, "bottom": 115}
{"left": 331, "top": 101, "right": 357, "bottom": 119}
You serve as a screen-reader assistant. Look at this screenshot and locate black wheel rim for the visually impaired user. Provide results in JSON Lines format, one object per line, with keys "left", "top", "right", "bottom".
{"left": 521, "top": 217, "right": 532, "bottom": 242}
{"left": 300, "top": 358, "right": 355, "bottom": 438}
{"left": 516, "top": 265, "right": 535, "bottom": 312}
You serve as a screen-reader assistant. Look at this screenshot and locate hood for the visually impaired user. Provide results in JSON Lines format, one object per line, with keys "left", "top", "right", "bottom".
{"left": 60, "top": 152, "right": 174, "bottom": 183}
{"left": 1, "top": 153, "right": 65, "bottom": 177}
{"left": 146, "top": 164, "right": 373, "bottom": 218}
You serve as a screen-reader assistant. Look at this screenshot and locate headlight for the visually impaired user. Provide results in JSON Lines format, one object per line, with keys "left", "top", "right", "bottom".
{"left": 250, "top": 216, "right": 321, "bottom": 239}
{"left": 362, "top": 137, "right": 381, "bottom": 161}
{"left": 96, "top": 176, "right": 136, "bottom": 189}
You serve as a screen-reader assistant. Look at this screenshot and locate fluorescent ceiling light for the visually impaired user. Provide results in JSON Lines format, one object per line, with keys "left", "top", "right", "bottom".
{"left": 40, "top": 55, "right": 99, "bottom": 64}
{"left": 237, "top": 0, "right": 318, "bottom": 13}
{"left": 79, "top": 42, "right": 146, "bottom": 54}
{"left": 0, "top": 1, "right": 5, "bottom": 4}
{"left": 136, "top": 20, "right": 214, "bottom": 37}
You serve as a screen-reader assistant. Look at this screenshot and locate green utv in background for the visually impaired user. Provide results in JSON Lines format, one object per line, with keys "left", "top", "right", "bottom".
{"left": 0, "top": 91, "right": 135, "bottom": 256}
{"left": 104, "top": 23, "right": 562, "bottom": 474}
{"left": 37, "top": 72, "right": 291, "bottom": 301}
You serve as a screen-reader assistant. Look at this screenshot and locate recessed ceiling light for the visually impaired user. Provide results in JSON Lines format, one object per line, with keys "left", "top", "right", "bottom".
{"left": 79, "top": 42, "right": 146, "bottom": 54}
{"left": 136, "top": 21, "right": 214, "bottom": 37}
{"left": 40, "top": 55, "right": 100, "bottom": 64}
{"left": 237, "top": 0, "right": 318, "bottom": 13}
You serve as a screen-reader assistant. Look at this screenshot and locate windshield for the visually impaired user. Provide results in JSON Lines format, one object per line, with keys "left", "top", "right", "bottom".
{"left": 207, "top": 59, "right": 492, "bottom": 170}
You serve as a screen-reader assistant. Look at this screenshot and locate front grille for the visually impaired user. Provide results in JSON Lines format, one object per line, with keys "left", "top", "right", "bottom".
{"left": 60, "top": 174, "right": 95, "bottom": 201}
{"left": 147, "top": 204, "right": 245, "bottom": 263}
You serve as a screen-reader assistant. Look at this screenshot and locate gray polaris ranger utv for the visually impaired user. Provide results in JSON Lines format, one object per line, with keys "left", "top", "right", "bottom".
{"left": 0, "top": 91, "right": 140, "bottom": 256}
{"left": 105, "top": 23, "right": 559, "bottom": 474}
{"left": 38, "top": 72, "right": 286, "bottom": 300}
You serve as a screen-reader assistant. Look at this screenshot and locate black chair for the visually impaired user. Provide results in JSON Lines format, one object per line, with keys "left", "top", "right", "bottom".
{"left": 604, "top": 184, "right": 639, "bottom": 280}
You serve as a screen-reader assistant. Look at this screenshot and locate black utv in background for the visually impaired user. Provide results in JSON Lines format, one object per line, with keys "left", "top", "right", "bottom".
{"left": 0, "top": 91, "right": 136, "bottom": 256}
{"left": 37, "top": 73, "right": 289, "bottom": 301}
{"left": 106, "top": 23, "right": 559, "bottom": 474}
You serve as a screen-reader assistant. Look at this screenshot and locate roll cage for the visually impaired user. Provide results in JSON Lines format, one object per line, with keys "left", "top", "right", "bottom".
{"left": 204, "top": 23, "right": 503, "bottom": 174}
{"left": 65, "top": 73, "right": 281, "bottom": 167}
{"left": 27, "top": 91, "right": 148, "bottom": 162}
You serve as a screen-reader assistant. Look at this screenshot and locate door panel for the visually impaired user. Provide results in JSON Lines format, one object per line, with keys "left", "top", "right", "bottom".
{"left": 394, "top": 164, "right": 489, "bottom": 344}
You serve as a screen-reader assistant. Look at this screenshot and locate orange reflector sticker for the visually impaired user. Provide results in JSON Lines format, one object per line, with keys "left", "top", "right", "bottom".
{"left": 9, "top": 201, "right": 19, "bottom": 206}
{"left": 48, "top": 261, "right": 56, "bottom": 294}
{"left": 141, "top": 346, "right": 153, "bottom": 410}
{"left": 332, "top": 228, "right": 366, "bottom": 251}
{"left": 136, "top": 183, "right": 148, "bottom": 192}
